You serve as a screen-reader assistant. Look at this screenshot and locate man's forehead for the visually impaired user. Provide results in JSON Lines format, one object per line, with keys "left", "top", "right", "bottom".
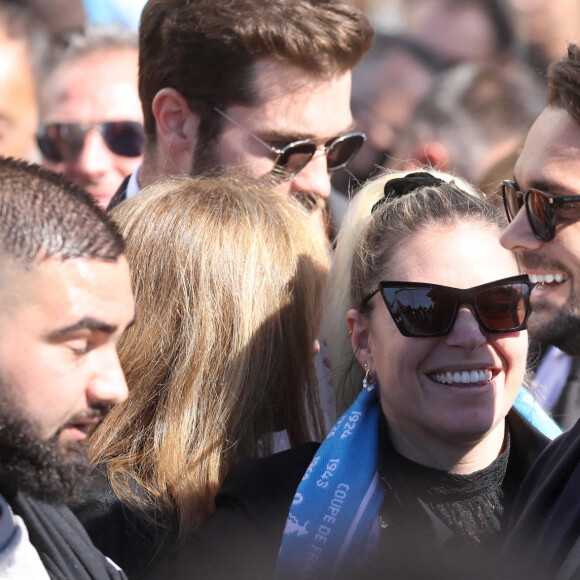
{"left": 246, "top": 58, "right": 354, "bottom": 134}
{"left": 0, "top": 256, "right": 134, "bottom": 322}
{"left": 515, "top": 106, "right": 580, "bottom": 194}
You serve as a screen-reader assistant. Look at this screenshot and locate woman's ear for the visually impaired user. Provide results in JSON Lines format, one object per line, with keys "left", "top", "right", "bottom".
{"left": 346, "top": 309, "right": 374, "bottom": 371}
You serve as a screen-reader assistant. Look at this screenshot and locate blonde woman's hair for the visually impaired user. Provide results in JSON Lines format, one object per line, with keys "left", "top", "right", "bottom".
{"left": 326, "top": 169, "right": 506, "bottom": 413}
{"left": 90, "top": 172, "right": 329, "bottom": 538}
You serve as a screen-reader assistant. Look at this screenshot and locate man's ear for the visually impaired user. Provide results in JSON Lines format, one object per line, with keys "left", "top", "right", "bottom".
{"left": 346, "top": 308, "right": 375, "bottom": 372}
{"left": 152, "top": 88, "right": 200, "bottom": 152}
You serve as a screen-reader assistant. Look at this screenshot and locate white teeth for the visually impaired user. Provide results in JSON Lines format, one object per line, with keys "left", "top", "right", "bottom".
{"left": 529, "top": 273, "right": 567, "bottom": 284}
{"left": 431, "top": 369, "right": 492, "bottom": 385}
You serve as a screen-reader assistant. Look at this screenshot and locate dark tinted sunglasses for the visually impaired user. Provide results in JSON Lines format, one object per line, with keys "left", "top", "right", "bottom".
{"left": 36, "top": 121, "right": 144, "bottom": 162}
{"left": 502, "top": 179, "right": 580, "bottom": 242}
{"left": 213, "top": 106, "right": 366, "bottom": 178}
{"left": 362, "top": 275, "right": 534, "bottom": 338}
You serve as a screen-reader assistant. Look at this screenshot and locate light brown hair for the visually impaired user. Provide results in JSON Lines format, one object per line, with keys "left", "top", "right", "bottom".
{"left": 90, "top": 172, "right": 330, "bottom": 537}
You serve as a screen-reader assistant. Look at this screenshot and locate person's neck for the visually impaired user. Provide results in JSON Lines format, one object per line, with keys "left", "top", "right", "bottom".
{"left": 137, "top": 151, "right": 161, "bottom": 190}
{"left": 386, "top": 419, "right": 507, "bottom": 475}
{"left": 139, "top": 146, "right": 191, "bottom": 189}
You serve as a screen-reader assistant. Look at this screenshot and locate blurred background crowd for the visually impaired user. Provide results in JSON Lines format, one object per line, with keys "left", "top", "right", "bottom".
{"left": 7, "top": 0, "right": 579, "bottom": 204}
{"left": 2, "top": 0, "right": 579, "bottom": 429}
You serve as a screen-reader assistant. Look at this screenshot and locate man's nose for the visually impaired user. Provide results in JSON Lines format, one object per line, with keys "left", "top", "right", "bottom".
{"left": 86, "top": 346, "right": 129, "bottom": 406}
{"left": 69, "top": 130, "right": 115, "bottom": 176}
{"left": 500, "top": 207, "right": 543, "bottom": 252}
{"left": 290, "top": 152, "right": 332, "bottom": 200}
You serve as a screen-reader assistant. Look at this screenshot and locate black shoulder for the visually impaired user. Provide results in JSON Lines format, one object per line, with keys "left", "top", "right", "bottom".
{"left": 72, "top": 467, "right": 172, "bottom": 578}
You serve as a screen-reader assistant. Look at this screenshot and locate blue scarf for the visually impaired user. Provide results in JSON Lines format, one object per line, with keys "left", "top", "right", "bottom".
{"left": 275, "top": 384, "right": 561, "bottom": 579}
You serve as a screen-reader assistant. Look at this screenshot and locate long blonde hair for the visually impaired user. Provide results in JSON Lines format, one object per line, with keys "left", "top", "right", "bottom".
{"left": 90, "top": 172, "right": 329, "bottom": 538}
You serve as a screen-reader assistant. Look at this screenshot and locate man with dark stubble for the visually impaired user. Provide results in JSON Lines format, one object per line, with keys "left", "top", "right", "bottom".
{"left": 494, "top": 43, "right": 580, "bottom": 579}
{"left": 106, "top": 0, "right": 373, "bottom": 239}
{"left": 0, "top": 157, "right": 135, "bottom": 578}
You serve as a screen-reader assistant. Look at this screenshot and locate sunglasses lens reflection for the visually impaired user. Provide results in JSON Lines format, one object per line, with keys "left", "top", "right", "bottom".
{"left": 502, "top": 182, "right": 523, "bottom": 223}
{"left": 102, "top": 121, "right": 144, "bottom": 157}
{"left": 327, "top": 134, "right": 365, "bottom": 171}
{"left": 475, "top": 284, "right": 529, "bottom": 330}
{"left": 37, "top": 125, "right": 85, "bottom": 162}
{"left": 277, "top": 143, "right": 317, "bottom": 175}
{"left": 527, "top": 190, "right": 553, "bottom": 241}
{"left": 384, "top": 287, "right": 456, "bottom": 336}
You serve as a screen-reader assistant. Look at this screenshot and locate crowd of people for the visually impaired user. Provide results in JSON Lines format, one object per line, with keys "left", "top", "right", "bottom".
{"left": 0, "top": 0, "right": 580, "bottom": 579}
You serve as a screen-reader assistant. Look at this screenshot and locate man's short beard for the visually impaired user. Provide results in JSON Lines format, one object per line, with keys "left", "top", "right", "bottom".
{"left": 528, "top": 301, "right": 580, "bottom": 355}
{"left": 0, "top": 408, "right": 91, "bottom": 505}
{"left": 518, "top": 250, "right": 580, "bottom": 355}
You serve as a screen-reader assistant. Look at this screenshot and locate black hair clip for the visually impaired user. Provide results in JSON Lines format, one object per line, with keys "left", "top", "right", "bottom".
{"left": 371, "top": 172, "right": 446, "bottom": 213}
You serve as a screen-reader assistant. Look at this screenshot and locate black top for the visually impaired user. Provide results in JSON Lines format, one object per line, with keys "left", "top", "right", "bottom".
{"left": 363, "top": 414, "right": 511, "bottom": 579}
{"left": 75, "top": 409, "right": 548, "bottom": 579}
{"left": 495, "top": 416, "right": 580, "bottom": 580}
{"left": 71, "top": 468, "right": 175, "bottom": 579}
{"left": 106, "top": 175, "right": 130, "bottom": 212}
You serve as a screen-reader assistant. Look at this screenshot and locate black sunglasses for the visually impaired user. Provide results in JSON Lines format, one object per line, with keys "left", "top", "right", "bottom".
{"left": 362, "top": 275, "right": 534, "bottom": 338}
{"left": 36, "top": 121, "right": 145, "bottom": 163}
{"left": 502, "top": 179, "right": 580, "bottom": 242}
{"left": 213, "top": 106, "right": 366, "bottom": 178}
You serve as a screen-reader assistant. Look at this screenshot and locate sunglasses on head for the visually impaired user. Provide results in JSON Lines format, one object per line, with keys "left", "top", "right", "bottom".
{"left": 36, "top": 121, "right": 145, "bottom": 163}
{"left": 213, "top": 106, "right": 366, "bottom": 178}
{"left": 502, "top": 180, "right": 580, "bottom": 242}
{"left": 362, "top": 275, "right": 535, "bottom": 338}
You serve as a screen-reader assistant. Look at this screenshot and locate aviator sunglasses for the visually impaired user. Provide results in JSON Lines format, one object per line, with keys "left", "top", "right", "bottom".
{"left": 502, "top": 179, "right": 580, "bottom": 242}
{"left": 213, "top": 107, "right": 366, "bottom": 178}
{"left": 36, "top": 121, "right": 145, "bottom": 163}
{"left": 362, "top": 275, "right": 535, "bottom": 338}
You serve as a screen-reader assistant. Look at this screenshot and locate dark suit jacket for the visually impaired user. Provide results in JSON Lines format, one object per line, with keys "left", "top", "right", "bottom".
{"left": 496, "top": 417, "right": 580, "bottom": 579}
{"left": 106, "top": 175, "right": 131, "bottom": 212}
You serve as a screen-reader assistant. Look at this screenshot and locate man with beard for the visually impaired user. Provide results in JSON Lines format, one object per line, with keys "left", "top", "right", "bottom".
{"left": 495, "top": 43, "right": 580, "bottom": 579}
{"left": 0, "top": 157, "right": 135, "bottom": 578}
{"left": 105, "top": 0, "right": 373, "bottom": 238}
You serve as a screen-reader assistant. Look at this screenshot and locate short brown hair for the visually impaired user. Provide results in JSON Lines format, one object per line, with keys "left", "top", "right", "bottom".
{"left": 138, "top": 0, "right": 373, "bottom": 141}
{"left": 0, "top": 156, "right": 124, "bottom": 263}
{"left": 548, "top": 43, "right": 580, "bottom": 127}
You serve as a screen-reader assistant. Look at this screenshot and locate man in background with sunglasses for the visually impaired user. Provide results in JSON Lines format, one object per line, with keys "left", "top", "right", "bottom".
{"left": 106, "top": 0, "right": 373, "bottom": 237}
{"left": 495, "top": 44, "right": 580, "bottom": 579}
{"left": 37, "top": 26, "right": 143, "bottom": 210}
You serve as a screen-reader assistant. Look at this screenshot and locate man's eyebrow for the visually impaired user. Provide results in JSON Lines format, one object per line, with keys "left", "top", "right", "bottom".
{"left": 45, "top": 316, "right": 133, "bottom": 340}
{"left": 515, "top": 177, "right": 569, "bottom": 194}
{"left": 261, "top": 123, "right": 357, "bottom": 143}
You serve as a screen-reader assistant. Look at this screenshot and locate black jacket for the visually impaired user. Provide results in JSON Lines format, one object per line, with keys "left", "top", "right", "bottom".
{"left": 75, "top": 409, "right": 549, "bottom": 579}
{"left": 105, "top": 175, "right": 130, "bottom": 212}
{"left": 496, "top": 416, "right": 580, "bottom": 580}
